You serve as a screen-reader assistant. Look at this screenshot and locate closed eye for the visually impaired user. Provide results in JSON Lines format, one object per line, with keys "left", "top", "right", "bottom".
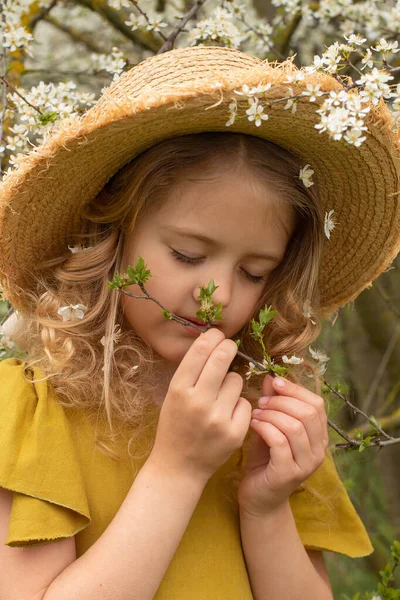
{"left": 170, "top": 249, "right": 267, "bottom": 285}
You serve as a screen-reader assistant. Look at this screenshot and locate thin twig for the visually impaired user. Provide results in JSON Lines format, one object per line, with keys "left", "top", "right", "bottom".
{"left": 0, "top": 76, "right": 43, "bottom": 115}
{"left": 156, "top": 0, "right": 209, "bottom": 54}
{"left": 362, "top": 325, "right": 400, "bottom": 416}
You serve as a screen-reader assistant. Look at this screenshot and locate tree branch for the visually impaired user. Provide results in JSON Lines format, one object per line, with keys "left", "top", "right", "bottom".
{"left": 74, "top": 0, "right": 161, "bottom": 53}
{"left": 44, "top": 14, "right": 107, "bottom": 54}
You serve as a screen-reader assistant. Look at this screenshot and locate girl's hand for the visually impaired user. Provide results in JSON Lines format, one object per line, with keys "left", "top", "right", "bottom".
{"left": 149, "top": 328, "right": 252, "bottom": 485}
{"left": 237, "top": 375, "right": 329, "bottom": 518}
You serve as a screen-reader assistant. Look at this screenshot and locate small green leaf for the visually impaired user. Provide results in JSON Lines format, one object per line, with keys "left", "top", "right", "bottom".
{"left": 272, "top": 365, "right": 288, "bottom": 376}
{"left": 38, "top": 111, "right": 58, "bottom": 125}
{"left": 162, "top": 310, "right": 173, "bottom": 320}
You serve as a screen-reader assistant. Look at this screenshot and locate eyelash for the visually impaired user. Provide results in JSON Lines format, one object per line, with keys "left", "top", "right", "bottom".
{"left": 170, "top": 249, "right": 267, "bottom": 285}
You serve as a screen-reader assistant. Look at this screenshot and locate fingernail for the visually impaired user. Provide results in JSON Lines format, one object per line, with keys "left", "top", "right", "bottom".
{"left": 252, "top": 408, "right": 262, "bottom": 416}
{"left": 259, "top": 396, "right": 270, "bottom": 407}
{"left": 274, "top": 377, "right": 285, "bottom": 388}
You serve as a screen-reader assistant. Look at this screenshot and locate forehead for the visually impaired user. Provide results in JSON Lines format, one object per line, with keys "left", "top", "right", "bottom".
{"left": 155, "top": 170, "right": 294, "bottom": 238}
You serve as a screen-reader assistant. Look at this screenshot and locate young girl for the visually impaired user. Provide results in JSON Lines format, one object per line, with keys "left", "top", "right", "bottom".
{"left": 0, "top": 45, "right": 398, "bottom": 600}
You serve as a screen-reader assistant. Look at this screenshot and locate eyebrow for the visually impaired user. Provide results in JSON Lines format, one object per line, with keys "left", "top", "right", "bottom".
{"left": 162, "top": 225, "right": 281, "bottom": 262}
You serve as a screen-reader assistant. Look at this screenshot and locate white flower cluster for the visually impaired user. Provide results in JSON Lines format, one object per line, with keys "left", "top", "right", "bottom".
{"left": 1, "top": 0, "right": 35, "bottom": 55}
{"left": 225, "top": 34, "right": 400, "bottom": 151}
{"left": 90, "top": 47, "right": 127, "bottom": 76}
{"left": 2, "top": 82, "right": 96, "bottom": 174}
{"left": 57, "top": 303, "right": 88, "bottom": 322}
{"left": 186, "top": 7, "right": 245, "bottom": 49}
{"left": 314, "top": 89, "right": 371, "bottom": 147}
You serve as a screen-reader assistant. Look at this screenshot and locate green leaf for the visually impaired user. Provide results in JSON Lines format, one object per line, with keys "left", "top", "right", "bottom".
{"left": 126, "top": 256, "right": 152, "bottom": 284}
{"left": 258, "top": 305, "right": 278, "bottom": 327}
{"left": 272, "top": 365, "right": 288, "bottom": 376}
{"left": 162, "top": 310, "right": 173, "bottom": 320}
{"left": 38, "top": 111, "right": 58, "bottom": 125}
{"left": 107, "top": 271, "right": 126, "bottom": 290}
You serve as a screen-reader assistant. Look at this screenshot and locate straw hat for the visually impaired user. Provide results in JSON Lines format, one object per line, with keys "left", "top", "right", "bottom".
{"left": 0, "top": 45, "right": 399, "bottom": 317}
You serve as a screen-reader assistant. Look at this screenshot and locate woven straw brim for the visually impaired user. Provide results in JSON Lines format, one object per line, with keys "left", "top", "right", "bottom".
{"left": 0, "top": 46, "right": 399, "bottom": 317}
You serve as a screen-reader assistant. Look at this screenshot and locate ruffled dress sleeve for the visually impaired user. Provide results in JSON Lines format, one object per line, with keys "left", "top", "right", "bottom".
{"left": 0, "top": 358, "right": 91, "bottom": 547}
{"left": 289, "top": 447, "right": 374, "bottom": 557}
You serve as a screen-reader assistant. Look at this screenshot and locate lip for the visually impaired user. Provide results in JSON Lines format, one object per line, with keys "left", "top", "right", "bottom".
{"left": 181, "top": 317, "right": 216, "bottom": 328}
{"left": 181, "top": 317, "right": 207, "bottom": 326}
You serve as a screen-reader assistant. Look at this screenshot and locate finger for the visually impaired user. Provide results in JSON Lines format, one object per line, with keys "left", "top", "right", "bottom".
{"left": 169, "top": 328, "right": 225, "bottom": 390}
{"left": 252, "top": 410, "right": 324, "bottom": 468}
{"left": 261, "top": 374, "right": 274, "bottom": 398}
{"left": 217, "top": 372, "right": 245, "bottom": 420}
{"left": 271, "top": 378, "right": 328, "bottom": 430}
{"left": 250, "top": 420, "right": 295, "bottom": 472}
{"left": 256, "top": 395, "right": 328, "bottom": 445}
{"left": 195, "top": 338, "right": 239, "bottom": 401}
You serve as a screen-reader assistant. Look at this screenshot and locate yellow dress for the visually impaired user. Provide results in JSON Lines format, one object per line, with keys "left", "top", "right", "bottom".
{"left": 0, "top": 358, "right": 373, "bottom": 598}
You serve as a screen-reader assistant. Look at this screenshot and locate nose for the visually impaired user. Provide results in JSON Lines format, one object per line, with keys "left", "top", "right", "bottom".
{"left": 194, "top": 272, "right": 233, "bottom": 312}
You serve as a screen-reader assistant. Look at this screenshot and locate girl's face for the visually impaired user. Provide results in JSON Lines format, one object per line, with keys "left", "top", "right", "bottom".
{"left": 121, "top": 168, "right": 294, "bottom": 372}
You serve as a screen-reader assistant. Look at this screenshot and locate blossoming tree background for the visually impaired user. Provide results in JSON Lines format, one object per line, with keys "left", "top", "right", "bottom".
{"left": 0, "top": 0, "right": 400, "bottom": 597}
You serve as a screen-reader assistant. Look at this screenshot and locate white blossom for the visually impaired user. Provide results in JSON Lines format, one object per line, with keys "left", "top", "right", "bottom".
{"left": 245, "top": 361, "right": 256, "bottom": 380}
{"left": 324, "top": 209, "right": 336, "bottom": 239}
{"left": 309, "top": 346, "right": 330, "bottom": 363}
{"left": 245, "top": 97, "right": 269, "bottom": 127}
{"left": 125, "top": 13, "right": 145, "bottom": 31}
{"left": 282, "top": 355, "right": 304, "bottom": 365}
{"left": 283, "top": 87, "right": 297, "bottom": 114}
{"left": 360, "top": 48, "right": 374, "bottom": 71}
{"left": 344, "top": 34, "right": 367, "bottom": 47}
{"left": 301, "top": 83, "right": 324, "bottom": 103}
{"left": 371, "top": 38, "right": 400, "bottom": 55}
{"left": 57, "top": 304, "right": 88, "bottom": 322}
{"left": 299, "top": 164, "right": 314, "bottom": 188}
{"left": 146, "top": 17, "right": 169, "bottom": 33}
{"left": 285, "top": 71, "right": 306, "bottom": 84}
{"left": 303, "top": 300, "right": 316, "bottom": 325}
{"left": 68, "top": 244, "right": 93, "bottom": 253}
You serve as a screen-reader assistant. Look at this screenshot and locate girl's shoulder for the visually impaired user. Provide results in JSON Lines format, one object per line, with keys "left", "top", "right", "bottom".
{"left": 0, "top": 357, "right": 90, "bottom": 548}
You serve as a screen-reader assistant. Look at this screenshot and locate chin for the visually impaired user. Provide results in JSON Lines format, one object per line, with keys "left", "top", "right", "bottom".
{"left": 152, "top": 334, "right": 199, "bottom": 365}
